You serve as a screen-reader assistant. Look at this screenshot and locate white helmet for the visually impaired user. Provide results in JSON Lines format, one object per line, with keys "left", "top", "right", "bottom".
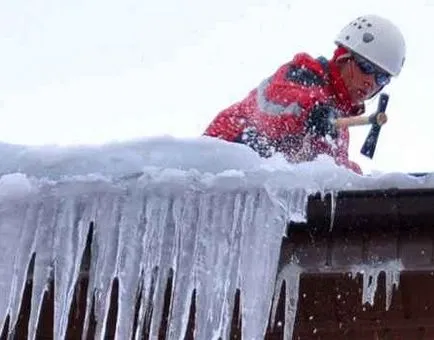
{"left": 335, "top": 15, "right": 406, "bottom": 76}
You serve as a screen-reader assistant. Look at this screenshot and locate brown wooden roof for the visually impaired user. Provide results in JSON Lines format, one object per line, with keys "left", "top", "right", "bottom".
{"left": 274, "top": 187, "right": 434, "bottom": 339}
{"left": 284, "top": 188, "right": 434, "bottom": 273}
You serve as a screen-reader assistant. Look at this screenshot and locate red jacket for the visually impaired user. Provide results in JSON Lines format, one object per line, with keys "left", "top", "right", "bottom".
{"left": 204, "top": 48, "right": 364, "bottom": 174}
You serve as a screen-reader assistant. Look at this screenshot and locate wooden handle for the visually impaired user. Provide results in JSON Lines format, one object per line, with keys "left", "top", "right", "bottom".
{"left": 335, "top": 94, "right": 389, "bottom": 129}
{"left": 335, "top": 115, "right": 371, "bottom": 128}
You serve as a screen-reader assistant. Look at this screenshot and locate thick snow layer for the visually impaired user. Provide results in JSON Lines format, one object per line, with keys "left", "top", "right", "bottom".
{"left": 0, "top": 135, "right": 433, "bottom": 191}
{"left": 0, "top": 136, "right": 432, "bottom": 340}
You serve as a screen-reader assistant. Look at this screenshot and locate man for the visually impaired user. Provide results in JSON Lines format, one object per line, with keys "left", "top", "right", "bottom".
{"left": 203, "top": 15, "right": 406, "bottom": 174}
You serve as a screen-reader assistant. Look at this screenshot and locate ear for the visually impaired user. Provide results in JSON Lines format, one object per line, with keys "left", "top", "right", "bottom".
{"left": 335, "top": 53, "right": 353, "bottom": 65}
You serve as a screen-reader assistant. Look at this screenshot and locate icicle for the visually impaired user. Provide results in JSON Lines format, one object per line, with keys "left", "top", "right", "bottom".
{"left": 133, "top": 267, "right": 159, "bottom": 340}
{"left": 0, "top": 199, "right": 29, "bottom": 334}
{"left": 270, "top": 277, "right": 283, "bottom": 329}
{"left": 85, "top": 190, "right": 125, "bottom": 340}
{"left": 52, "top": 195, "right": 95, "bottom": 340}
{"left": 28, "top": 195, "right": 60, "bottom": 340}
{"left": 349, "top": 266, "right": 380, "bottom": 307}
{"left": 329, "top": 190, "right": 337, "bottom": 232}
{"left": 362, "top": 267, "right": 380, "bottom": 306}
{"left": 0, "top": 170, "right": 313, "bottom": 340}
{"left": 113, "top": 185, "right": 147, "bottom": 340}
{"left": 240, "top": 189, "right": 288, "bottom": 340}
{"left": 146, "top": 195, "right": 178, "bottom": 339}
{"left": 165, "top": 192, "right": 200, "bottom": 340}
{"left": 385, "top": 262, "right": 403, "bottom": 310}
{"left": 271, "top": 263, "right": 301, "bottom": 340}
{"left": 6, "top": 202, "right": 41, "bottom": 333}
{"left": 283, "top": 188, "right": 309, "bottom": 224}
{"left": 214, "top": 192, "right": 246, "bottom": 340}
{"left": 188, "top": 191, "right": 244, "bottom": 340}
{"left": 350, "top": 260, "right": 403, "bottom": 308}
{"left": 131, "top": 193, "right": 168, "bottom": 340}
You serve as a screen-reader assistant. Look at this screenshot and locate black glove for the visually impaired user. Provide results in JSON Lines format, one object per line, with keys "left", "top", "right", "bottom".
{"left": 306, "top": 104, "right": 338, "bottom": 138}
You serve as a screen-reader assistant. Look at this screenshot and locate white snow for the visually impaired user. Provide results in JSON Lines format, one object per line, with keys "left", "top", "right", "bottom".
{"left": 1, "top": 135, "right": 433, "bottom": 189}
{"left": 0, "top": 135, "right": 432, "bottom": 340}
{"left": 0, "top": 173, "right": 35, "bottom": 202}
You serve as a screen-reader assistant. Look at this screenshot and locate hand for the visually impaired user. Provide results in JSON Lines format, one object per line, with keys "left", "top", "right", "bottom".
{"left": 368, "top": 112, "right": 388, "bottom": 126}
{"left": 306, "top": 104, "right": 338, "bottom": 138}
{"left": 376, "top": 112, "right": 388, "bottom": 125}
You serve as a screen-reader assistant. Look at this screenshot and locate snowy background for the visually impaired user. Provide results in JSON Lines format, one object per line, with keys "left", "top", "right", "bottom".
{"left": 0, "top": 0, "right": 433, "bottom": 174}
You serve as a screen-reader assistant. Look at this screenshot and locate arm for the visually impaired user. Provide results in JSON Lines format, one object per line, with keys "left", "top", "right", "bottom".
{"left": 335, "top": 112, "right": 388, "bottom": 128}
{"left": 306, "top": 104, "right": 388, "bottom": 137}
{"left": 335, "top": 128, "right": 363, "bottom": 174}
{"left": 203, "top": 102, "right": 248, "bottom": 141}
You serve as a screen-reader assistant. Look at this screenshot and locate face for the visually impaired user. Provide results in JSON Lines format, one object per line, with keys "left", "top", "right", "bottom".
{"left": 339, "top": 55, "right": 391, "bottom": 103}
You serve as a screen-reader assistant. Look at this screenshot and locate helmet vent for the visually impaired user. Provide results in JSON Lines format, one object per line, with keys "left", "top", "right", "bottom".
{"left": 353, "top": 17, "right": 373, "bottom": 29}
{"left": 363, "top": 32, "right": 374, "bottom": 43}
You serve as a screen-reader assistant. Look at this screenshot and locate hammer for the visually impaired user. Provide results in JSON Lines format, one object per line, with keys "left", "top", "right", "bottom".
{"left": 334, "top": 93, "right": 389, "bottom": 158}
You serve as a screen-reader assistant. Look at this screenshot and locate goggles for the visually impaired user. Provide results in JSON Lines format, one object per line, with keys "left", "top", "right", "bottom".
{"left": 353, "top": 54, "right": 391, "bottom": 87}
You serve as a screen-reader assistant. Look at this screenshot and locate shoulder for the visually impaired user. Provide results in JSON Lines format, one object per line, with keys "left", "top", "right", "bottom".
{"left": 272, "top": 53, "right": 328, "bottom": 87}
{"left": 262, "top": 53, "right": 329, "bottom": 107}
{"left": 287, "top": 53, "right": 328, "bottom": 86}
{"left": 291, "top": 53, "right": 327, "bottom": 74}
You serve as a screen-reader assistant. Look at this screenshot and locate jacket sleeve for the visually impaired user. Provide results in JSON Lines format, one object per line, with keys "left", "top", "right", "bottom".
{"left": 203, "top": 102, "right": 248, "bottom": 141}
{"left": 335, "top": 128, "right": 363, "bottom": 174}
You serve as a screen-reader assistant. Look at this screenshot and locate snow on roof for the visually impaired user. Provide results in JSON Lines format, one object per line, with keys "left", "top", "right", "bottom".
{"left": 0, "top": 136, "right": 431, "bottom": 340}
{"left": 0, "top": 135, "right": 432, "bottom": 199}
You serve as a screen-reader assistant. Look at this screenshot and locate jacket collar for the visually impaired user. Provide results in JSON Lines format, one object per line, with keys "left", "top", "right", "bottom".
{"left": 326, "top": 46, "right": 365, "bottom": 116}
{"left": 291, "top": 51, "right": 365, "bottom": 116}
{"left": 326, "top": 59, "right": 358, "bottom": 115}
